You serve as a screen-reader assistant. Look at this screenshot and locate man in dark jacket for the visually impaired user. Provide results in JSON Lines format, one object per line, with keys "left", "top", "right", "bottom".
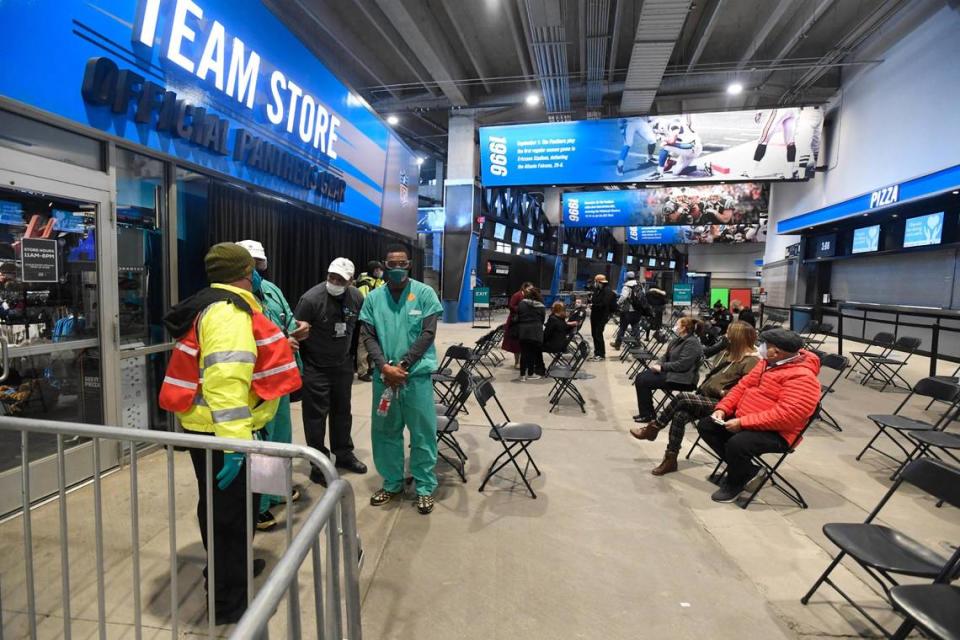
{"left": 589, "top": 274, "right": 618, "bottom": 361}
{"left": 732, "top": 301, "right": 756, "bottom": 327}
{"left": 697, "top": 328, "right": 820, "bottom": 503}
{"left": 645, "top": 286, "right": 668, "bottom": 339}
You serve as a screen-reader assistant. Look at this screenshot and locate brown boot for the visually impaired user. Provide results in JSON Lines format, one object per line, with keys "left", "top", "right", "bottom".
{"left": 651, "top": 451, "right": 679, "bottom": 476}
{"left": 629, "top": 422, "right": 660, "bottom": 441}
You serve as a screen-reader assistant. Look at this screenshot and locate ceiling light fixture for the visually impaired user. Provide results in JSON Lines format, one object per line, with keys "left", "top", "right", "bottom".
{"left": 416, "top": 157, "right": 425, "bottom": 166}
{"left": 525, "top": 93, "right": 541, "bottom": 106}
{"left": 726, "top": 82, "right": 744, "bottom": 95}
{"left": 387, "top": 115, "right": 399, "bottom": 125}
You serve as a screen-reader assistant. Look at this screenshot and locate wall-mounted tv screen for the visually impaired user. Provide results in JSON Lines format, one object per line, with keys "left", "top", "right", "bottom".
{"left": 852, "top": 224, "right": 880, "bottom": 254}
{"left": 647, "top": 257, "right": 657, "bottom": 267}
{"left": 525, "top": 234, "right": 535, "bottom": 248}
{"left": 669, "top": 260, "right": 677, "bottom": 269}
{"left": 815, "top": 233, "right": 837, "bottom": 258}
{"left": 585, "top": 248, "right": 594, "bottom": 259}
{"left": 511, "top": 228, "right": 522, "bottom": 244}
{"left": 561, "top": 243, "right": 569, "bottom": 255}
{"left": 605, "top": 252, "right": 613, "bottom": 262}
{"left": 903, "top": 211, "right": 944, "bottom": 248}
{"left": 626, "top": 255, "right": 634, "bottom": 265}
{"left": 494, "top": 222, "right": 506, "bottom": 240}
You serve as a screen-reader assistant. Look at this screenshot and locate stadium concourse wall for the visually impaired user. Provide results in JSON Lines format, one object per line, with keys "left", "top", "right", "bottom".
{"left": 687, "top": 243, "right": 763, "bottom": 290}
{"left": 764, "top": 3, "right": 960, "bottom": 309}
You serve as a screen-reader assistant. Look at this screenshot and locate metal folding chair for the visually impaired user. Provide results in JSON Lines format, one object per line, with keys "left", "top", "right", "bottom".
{"left": 548, "top": 341, "right": 590, "bottom": 413}
{"left": 845, "top": 331, "right": 896, "bottom": 380}
{"left": 436, "top": 368, "right": 474, "bottom": 482}
{"left": 474, "top": 380, "right": 543, "bottom": 498}
{"left": 857, "top": 377, "right": 960, "bottom": 469}
{"left": 860, "top": 336, "right": 922, "bottom": 392}
{"left": 816, "top": 353, "right": 849, "bottom": 432}
{"left": 889, "top": 546, "right": 960, "bottom": 640}
{"left": 433, "top": 344, "right": 477, "bottom": 404}
{"left": 708, "top": 406, "right": 820, "bottom": 509}
{"left": 802, "top": 322, "right": 833, "bottom": 351}
{"left": 801, "top": 458, "right": 960, "bottom": 637}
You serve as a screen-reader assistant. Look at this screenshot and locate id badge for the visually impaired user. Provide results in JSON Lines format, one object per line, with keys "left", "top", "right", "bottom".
{"left": 334, "top": 322, "right": 347, "bottom": 338}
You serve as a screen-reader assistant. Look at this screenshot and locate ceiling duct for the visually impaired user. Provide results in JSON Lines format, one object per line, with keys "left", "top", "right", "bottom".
{"left": 521, "top": 0, "right": 572, "bottom": 119}
{"left": 619, "top": 0, "right": 692, "bottom": 115}
{"left": 585, "top": 0, "right": 612, "bottom": 108}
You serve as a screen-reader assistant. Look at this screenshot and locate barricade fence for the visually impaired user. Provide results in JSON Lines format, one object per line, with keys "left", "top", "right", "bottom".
{"left": 0, "top": 416, "right": 362, "bottom": 640}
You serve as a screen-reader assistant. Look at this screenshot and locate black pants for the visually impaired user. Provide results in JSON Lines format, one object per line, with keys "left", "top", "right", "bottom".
{"left": 591, "top": 312, "right": 609, "bottom": 357}
{"left": 302, "top": 366, "right": 355, "bottom": 462}
{"left": 614, "top": 311, "right": 640, "bottom": 348}
{"left": 695, "top": 418, "right": 790, "bottom": 487}
{"left": 646, "top": 306, "right": 664, "bottom": 339}
{"left": 519, "top": 339, "right": 545, "bottom": 376}
{"left": 185, "top": 432, "right": 258, "bottom": 615}
{"left": 634, "top": 370, "right": 695, "bottom": 419}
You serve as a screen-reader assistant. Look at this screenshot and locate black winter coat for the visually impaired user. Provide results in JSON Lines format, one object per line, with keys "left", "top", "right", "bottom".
{"left": 543, "top": 315, "right": 573, "bottom": 353}
{"left": 515, "top": 299, "right": 546, "bottom": 343}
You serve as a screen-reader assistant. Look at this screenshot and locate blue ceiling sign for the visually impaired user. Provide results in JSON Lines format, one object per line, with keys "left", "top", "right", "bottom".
{"left": 777, "top": 163, "right": 960, "bottom": 234}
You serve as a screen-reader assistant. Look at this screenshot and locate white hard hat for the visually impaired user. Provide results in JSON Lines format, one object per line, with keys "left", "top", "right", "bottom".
{"left": 235, "top": 240, "right": 267, "bottom": 262}
{"left": 328, "top": 257, "right": 355, "bottom": 281}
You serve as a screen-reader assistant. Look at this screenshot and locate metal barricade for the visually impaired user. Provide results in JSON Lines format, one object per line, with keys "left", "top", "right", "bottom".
{"left": 0, "top": 416, "right": 362, "bottom": 640}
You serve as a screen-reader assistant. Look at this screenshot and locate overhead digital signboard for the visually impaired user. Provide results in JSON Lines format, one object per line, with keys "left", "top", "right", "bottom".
{"left": 562, "top": 183, "right": 767, "bottom": 227}
{"left": 626, "top": 222, "right": 767, "bottom": 245}
{"left": 480, "top": 108, "right": 824, "bottom": 187}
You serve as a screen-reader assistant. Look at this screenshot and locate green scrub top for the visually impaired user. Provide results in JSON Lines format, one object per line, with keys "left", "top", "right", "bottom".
{"left": 258, "top": 278, "right": 302, "bottom": 370}
{"left": 359, "top": 278, "right": 443, "bottom": 377}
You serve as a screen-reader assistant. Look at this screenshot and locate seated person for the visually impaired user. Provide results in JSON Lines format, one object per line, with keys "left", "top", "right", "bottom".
{"left": 630, "top": 321, "right": 759, "bottom": 476}
{"left": 711, "top": 301, "right": 733, "bottom": 334}
{"left": 696, "top": 328, "right": 821, "bottom": 503}
{"left": 731, "top": 300, "right": 756, "bottom": 327}
{"left": 633, "top": 317, "right": 704, "bottom": 423}
{"left": 543, "top": 301, "right": 578, "bottom": 355}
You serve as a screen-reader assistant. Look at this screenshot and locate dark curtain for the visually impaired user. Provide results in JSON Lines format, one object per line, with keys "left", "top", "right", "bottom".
{"left": 207, "top": 181, "right": 423, "bottom": 304}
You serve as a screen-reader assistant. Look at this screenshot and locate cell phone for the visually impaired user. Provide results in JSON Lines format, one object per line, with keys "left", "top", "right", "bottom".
{"left": 712, "top": 416, "right": 726, "bottom": 425}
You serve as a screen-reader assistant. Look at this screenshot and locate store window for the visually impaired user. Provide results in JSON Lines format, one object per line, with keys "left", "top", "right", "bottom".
{"left": 175, "top": 167, "right": 210, "bottom": 300}
{"left": 0, "top": 109, "right": 103, "bottom": 171}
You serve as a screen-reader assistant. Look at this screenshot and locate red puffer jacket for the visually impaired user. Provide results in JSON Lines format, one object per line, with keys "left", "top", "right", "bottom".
{"left": 715, "top": 350, "right": 821, "bottom": 446}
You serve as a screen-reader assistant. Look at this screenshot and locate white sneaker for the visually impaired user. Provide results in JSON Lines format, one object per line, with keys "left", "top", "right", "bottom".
{"left": 528, "top": 374, "right": 543, "bottom": 380}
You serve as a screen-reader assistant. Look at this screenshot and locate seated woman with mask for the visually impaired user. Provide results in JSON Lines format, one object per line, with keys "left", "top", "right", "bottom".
{"left": 633, "top": 316, "right": 704, "bottom": 425}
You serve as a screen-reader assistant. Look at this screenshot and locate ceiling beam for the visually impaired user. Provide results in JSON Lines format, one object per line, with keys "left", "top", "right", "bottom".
{"left": 607, "top": 0, "right": 623, "bottom": 82}
{"left": 504, "top": 0, "right": 534, "bottom": 86}
{"left": 686, "top": 0, "right": 725, "bottom": 71}
{"left": 579, "top": 0, "right": 587, "bottom": 79}
{"left": 737, "top": 0, "right": 793, "bottom": 68}
{"left": 439, "top": 0, "right": 494, "bottom": 94}
{"left": 374, "top": 0, "right": 469, "bottom": 106}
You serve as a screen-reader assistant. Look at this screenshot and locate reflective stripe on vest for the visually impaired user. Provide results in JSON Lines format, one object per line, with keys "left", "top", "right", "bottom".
{"left": 159, "top": 308, "right": 302, "bottom": 414}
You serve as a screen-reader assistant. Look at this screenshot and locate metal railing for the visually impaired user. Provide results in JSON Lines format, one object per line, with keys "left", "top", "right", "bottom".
{"left": 0, "top": 416, "right": 362, "bottom": 640}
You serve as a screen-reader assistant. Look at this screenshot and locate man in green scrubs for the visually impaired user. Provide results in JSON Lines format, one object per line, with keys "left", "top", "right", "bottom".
{"left": 236, "top": 240, "right": 309, "bottom": 530}
{"left": 359, "top": 245, "right": 443, "bottom": 515}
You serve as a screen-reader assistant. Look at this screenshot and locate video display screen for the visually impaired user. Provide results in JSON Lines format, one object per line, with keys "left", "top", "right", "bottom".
{"left": 626, "top": 255, "right": 634, "bottom": 265}
{"left": 525, "top": 234, "right": 535, "bottom": 248}
{"left": 494, "top": 222, "right": 506, "bottom": 240}
{"left": 511, "top": 228, "right": 522, "bottom": 244}
{"left": 903, "top": 212, "right": 944, "bottom": 248}
{"left": 815, "top": 233, "right": 837, "bottom": 258}
{"left": 606, "top": 252, "right": 614, "bottom": 262}
{"left": 648, "top": 257, "right": 657, "bottom": 267}
{"left": 669, "top": 260, "right": 676, "bottom": 269}
{"left": 562, "top": 243, "right": 569, "bottom": 254}
{"left": 852, "top": 224, "right": 880, "bottom": 254}
{"left": 585, "top": 248, "right": 594, "bottom": 259}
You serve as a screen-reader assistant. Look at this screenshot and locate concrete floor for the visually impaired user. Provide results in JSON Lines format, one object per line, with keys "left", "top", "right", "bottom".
{"left": 1, "top": 318, "right": 957, "bottom": 638}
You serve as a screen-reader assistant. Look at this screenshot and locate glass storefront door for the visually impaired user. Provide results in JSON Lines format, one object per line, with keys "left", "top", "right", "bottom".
{"left": 0, "top": 156, "right": 119, "bottom": 515}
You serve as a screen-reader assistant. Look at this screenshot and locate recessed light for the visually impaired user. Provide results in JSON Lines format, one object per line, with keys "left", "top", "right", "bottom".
{"left": 525, "top": 93, "right": 541, "bottom": 106}
{"left": 387, "top": 115, "right": 399, "bottom": 125}
{"left": 863, "top": 213, "right": 869, "bottom": 217}
{"left": 892, "top": 214, "right": 898, "bottom": 218}
{"left": 416, "top": 157, "right": 425, "bottom": 166}
{"left": 953, "top": 190, "right": 959, "bottom": 195}
{"left": 726, "top": 82, "right": 744, "bottom": 95}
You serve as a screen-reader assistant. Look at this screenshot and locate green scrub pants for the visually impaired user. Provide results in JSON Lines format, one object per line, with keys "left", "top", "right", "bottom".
{"left": 371, "top": 375, "right": 438, "bottom": 496}
{"left": 259, "top": 395, "right": 292, "bottom": 514}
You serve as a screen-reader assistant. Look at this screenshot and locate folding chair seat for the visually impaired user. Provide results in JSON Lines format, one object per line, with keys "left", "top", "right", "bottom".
{"left": 710, "top": 406, "right": 820, "bottom": 509}
{"left": 435, "top": 368, "right": 475, "bottom": 482}
{"left": 549, "top": 342, "right": 589, "bottom": 413}
{"left": 473, "top": 380, "right": 543, "bottom": 498}
{"left": 801, "top": 458, "right": 960, "bottom": 637}
{"left": 804, "top": 322, "right": 832, "bottom": 351}
{"left": 889, "top": 430, "right": 960, "bottom": 481}
{"left": 816, "top": 353, "right": 849, "bottom": 432}
{"left": 858, "top": 377, "right": 960, "bottom": 469}
{"left": 890, "top": 581, "right": 960, "bottom": 640}
{"left": 860, "top": 336, "right": 922, "bottom": 392}
{"left": 845, "top": 331, "right": 896, "bottom": 380}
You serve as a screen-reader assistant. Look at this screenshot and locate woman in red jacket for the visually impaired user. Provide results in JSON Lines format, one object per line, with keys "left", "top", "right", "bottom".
{"left": 696, "top": 328, "right": 821, "bottom": 503}
{"left": 502, "top": 282, "right": 533, "bottom": 368}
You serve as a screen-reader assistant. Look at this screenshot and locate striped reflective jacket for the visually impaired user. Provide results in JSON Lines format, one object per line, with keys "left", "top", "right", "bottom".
{"left": 160, "top": 284, "right": 301, "bottom": 440}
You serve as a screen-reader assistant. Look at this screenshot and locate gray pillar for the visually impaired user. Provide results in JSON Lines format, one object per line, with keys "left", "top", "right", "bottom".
{"left": 441, "top": 112, "right": 478, "bottom": 322}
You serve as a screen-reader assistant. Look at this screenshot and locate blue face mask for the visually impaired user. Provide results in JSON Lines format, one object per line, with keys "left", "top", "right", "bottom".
{"left": 251, "top": 269, "right": 263, "bottom": 294}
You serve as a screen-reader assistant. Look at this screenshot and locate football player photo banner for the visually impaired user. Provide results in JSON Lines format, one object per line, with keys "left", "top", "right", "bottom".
{"left": 626, "top": 220, "right": 767, "bottom": 245}
{"left": 480, "top": 107, "right": 824, "bottom": 187}
{"left": 563, "top": 183, "right": 768, "bottom": 227}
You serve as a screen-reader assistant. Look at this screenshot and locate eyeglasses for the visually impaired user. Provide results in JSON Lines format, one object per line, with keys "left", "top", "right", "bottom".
{"left": 385, "top": 260, "right": 410, "bottom": 269}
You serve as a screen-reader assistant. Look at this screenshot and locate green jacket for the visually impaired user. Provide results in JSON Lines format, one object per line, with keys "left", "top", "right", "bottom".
{"left": 356, "top": 272, "right": 384, "bottom": 298}
{"left": 258, "top": 278, "right": 303, "bottom": 370}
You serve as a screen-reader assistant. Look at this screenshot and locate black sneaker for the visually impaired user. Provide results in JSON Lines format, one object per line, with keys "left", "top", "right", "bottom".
{"left": 711, "top": 483, "right": 743, "bottom": 503}
{"left": 336, "top": 455, "right": 368, "bottom": 475}
{"left": 358, "top": 373, "right": 372, "bottom": 382}
{"left": 256, "top": 511, "right": 277, "bottom": 531}
{"left": 416, "top": 494, "right": 435, "bottom": 515}
{"left": 310, "top": 468, "right": 327, "bottom": 487}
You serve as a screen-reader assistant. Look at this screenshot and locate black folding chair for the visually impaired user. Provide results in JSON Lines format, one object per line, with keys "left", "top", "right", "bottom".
{"left": 857, "top": 377, "right": 960, "bottom": 469}
{"left": 860, "top": 336, "right": 922, "bottom": 392}
{"left": 436, "top": 368, "right": 474, "bottom": 482}
{"left": 474, "top": 380, "right": 543, "bottom": 498}
{"left": 625, "top": 331, "right": 671, "bottom": 380}
{"left": 802, "top": 322, "right": 833, "bottom": 351}
{"left": 889, "top": 428, "right": 960, "bottom": 482}
{"left": 433, "top": 344, "right": 477, "bottom": 404}
{"left": 889, "top": 546, "right": 960, "bottom": 640}
{"left": 845, "top": 331, "right": 896, "bottom": 380}
{"left": 816, "top": 353, "right": 849, "bottom": 432}
{"left": 548, "top": 341, "right": 590, "bottom": 413}
{"left": 708, "top": 406, "right": 820, "bottom": 509}
{"left": 801, "top": 458, "right": 960, "bottom": 638}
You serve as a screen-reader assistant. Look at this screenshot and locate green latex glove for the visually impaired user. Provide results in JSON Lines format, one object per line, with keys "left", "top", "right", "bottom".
{"left": 217, "top": 452, "right": 245, "bottom": 490}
